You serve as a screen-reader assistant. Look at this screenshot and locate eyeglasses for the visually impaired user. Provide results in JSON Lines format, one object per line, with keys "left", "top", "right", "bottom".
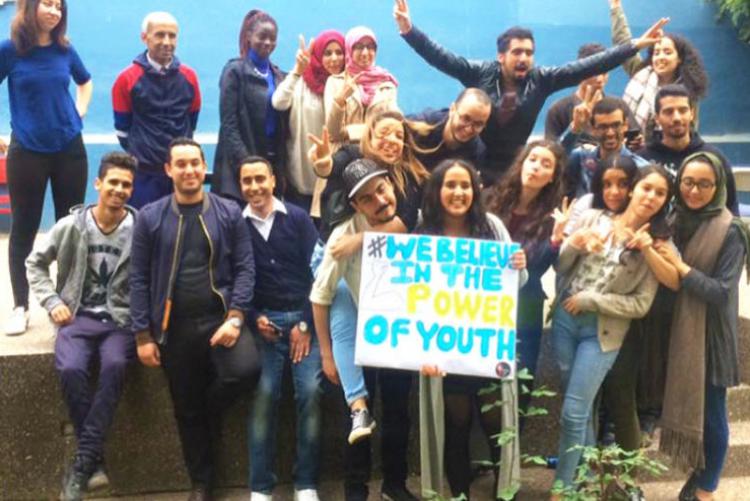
{"left": 593, "top": 122, "right": 624, "bottom": 132}
{"left": 680, "top": 177, "right": 715, "bottom": 191}
{"left": 353, "top": 43, "right": 376, "bottom": 52}
{"left": 456, "top": 113, "right": 486, "bottom": 131}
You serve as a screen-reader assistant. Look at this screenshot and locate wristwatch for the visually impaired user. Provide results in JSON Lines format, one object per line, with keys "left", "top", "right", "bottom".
{"left": 298, "top": 321, "right": 309, "bottom": 334}
{"left": 228, "top": 317, "right": 243, "bottom": 329}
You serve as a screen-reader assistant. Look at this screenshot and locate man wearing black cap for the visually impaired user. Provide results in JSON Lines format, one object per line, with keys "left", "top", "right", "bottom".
{"left": 310, "top": 158, "right": 417, "bottom": 501}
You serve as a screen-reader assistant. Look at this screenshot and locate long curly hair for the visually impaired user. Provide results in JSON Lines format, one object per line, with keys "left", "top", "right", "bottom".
{"left": 238, "top": 9, "right": 277, "bottom": 58}
{"left": 11, "top": 0, "right": 69, "bottom": 55}
{"left": 640, "top": 33, "right": 708, "bottom": 100}
{"left": 418, "top": 159, "right": 493, "bottom": 239}
{"left": 486, "top": 140, "right": 566, "bottom": 249}
{"left": 360, "top": 110, "right": 430, "bottom": 196}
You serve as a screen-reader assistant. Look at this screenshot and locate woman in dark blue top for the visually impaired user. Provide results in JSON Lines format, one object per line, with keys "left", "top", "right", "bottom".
{"left": 1, "top": 0, "right": 92, "bottom": 335}
{"left": 213, "top": 9, "right": 289, "bottom": 203}
{"left": 486, "top": 139, "right": 568, "bottom": 420}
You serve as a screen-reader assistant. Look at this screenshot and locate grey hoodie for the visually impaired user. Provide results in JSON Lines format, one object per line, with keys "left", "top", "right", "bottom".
{"left": 26, "top": 204, "right": 137, "bottom": 329}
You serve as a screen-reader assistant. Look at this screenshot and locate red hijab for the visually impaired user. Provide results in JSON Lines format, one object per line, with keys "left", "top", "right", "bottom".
{"left": 302, "top": 30, "right": 345, "bottom": 96}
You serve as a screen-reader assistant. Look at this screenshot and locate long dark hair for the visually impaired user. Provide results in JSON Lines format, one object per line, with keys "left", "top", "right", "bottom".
{"left": 11, "top": 0, "right": 69, "bottom": 55}
{"left": 628, "top": 163, "right": 673, "bottom": 239}
{"left": 486, "top": 139, "right": 566, "bottom": 246}
{"left": 590, "top": 155, "right": 640, "bottom": 211}
{"left": 418, "top": 159, "right": 493, "bottom": 239}
{"left": 640, "top": 33, "right": 708, "bottom": 100}
{"left": 238, "top": 9, "right": 277, "bottom": 58}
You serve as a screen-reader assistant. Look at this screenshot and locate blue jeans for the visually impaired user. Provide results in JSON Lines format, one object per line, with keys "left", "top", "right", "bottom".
{"left": 310, "top": 241, "right": 368, "bottom": 405}
{"left": 249, "top": 309, "right": 323, "bottom": 492}
{"left": 552, "top": 306, "right": 619, "bottom": 487}
{"left": 696, "top": 383, "right": 729, "bottom": 492}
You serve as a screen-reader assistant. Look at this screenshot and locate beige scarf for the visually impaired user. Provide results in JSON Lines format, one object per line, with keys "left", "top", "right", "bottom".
{"left": 660, "top": 209, "right": 733, "bottom": 471}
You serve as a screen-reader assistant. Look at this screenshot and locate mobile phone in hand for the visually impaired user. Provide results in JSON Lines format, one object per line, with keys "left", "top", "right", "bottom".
{"left": 268, "top": 320, "right": 283, "bottom": 336}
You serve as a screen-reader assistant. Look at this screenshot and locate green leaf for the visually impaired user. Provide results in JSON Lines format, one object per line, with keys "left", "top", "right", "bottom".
{"left": 516, "top": 367, "right": 534, "bottom": 380}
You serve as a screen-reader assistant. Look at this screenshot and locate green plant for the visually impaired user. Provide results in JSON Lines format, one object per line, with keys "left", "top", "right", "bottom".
{"left": 708, "top": 0, "right": 750, "bottom": 42}
{"left": 550, "top": 444, "right": 668, "bottom": 501}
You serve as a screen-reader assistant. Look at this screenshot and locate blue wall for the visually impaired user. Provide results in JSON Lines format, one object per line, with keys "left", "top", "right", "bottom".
{"left": 0, "top": 0, "right": 748, "bottom": 227}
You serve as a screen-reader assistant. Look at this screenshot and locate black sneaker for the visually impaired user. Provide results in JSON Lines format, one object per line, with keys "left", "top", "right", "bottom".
{"left": 381, "top": 483, "right": 419, "bottom": 501}
{"left": 348, "top": 408, "right": 376, "bottom": 444}
{"left": 679, "top": 473, "right": 699, "bottom": 501}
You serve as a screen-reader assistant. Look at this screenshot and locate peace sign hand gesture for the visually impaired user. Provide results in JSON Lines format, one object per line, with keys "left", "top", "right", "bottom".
{"left": 393, "top": 0, "right": 413, "bottom": 34}
{"left": 625, "top": 223, "right": 653, "bottom": 251}
{"left": 571, "top": 85, "right": 602, "bottom": 134}
{"left": 633, "top": 17, "right": 670, "bottom": 49}
{"left": 551, "top": 196, "right": 576, "bottom": 245}
{"left": 335, "top": 71, "right": 363, "bottom": 108}
{"left": 293, "top": 34, "right": 314, "bottom": 75}
{"left": 307, "top": 127, "right": 333, "bottom": 175}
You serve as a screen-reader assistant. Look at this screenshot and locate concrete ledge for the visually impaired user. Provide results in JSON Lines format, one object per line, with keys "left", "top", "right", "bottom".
{"left": 0, "top": 327, "right": 419, "bottom": 499}
{"left": 1, "top": 311, "right": 748, "bottom": 499}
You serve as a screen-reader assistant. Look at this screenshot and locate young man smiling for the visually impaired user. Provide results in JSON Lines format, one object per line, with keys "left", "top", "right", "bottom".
{"left": 239, "top": 157, "right": 322, "bottom": 501}
{"left": 129, "top": 138, "right": 258, "bottom": 501}
{"left": 26, "top": 152, "right": 139, "bottom": 501}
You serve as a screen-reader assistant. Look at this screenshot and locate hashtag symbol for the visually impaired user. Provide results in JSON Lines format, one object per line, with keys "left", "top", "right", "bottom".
{"left": 367, "top": 235, "right": 387, "bottom": 258}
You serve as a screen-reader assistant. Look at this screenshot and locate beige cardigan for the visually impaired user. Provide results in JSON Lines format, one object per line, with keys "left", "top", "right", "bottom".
{"left": 553, "top": 209, "right": 659, "bottom": 352}
{"left": 323, "top": 73, "right": 399, "bottom": 146}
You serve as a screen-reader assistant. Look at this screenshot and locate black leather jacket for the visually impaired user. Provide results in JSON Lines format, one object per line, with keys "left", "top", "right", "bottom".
{"left": 402, "top": 26, "right": 639, "bottom": 185}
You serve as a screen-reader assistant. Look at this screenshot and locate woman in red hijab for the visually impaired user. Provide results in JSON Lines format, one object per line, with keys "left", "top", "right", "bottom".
{"left": 272, "top": 29, "right": 345, "bottom": 215}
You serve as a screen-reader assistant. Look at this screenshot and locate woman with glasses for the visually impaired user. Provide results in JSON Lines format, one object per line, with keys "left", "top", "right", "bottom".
{"left": 324, "top": 26, "right": 399, "bottom": 147}
{"left": 655, "top": 152, "right": 749, "bottom": 501}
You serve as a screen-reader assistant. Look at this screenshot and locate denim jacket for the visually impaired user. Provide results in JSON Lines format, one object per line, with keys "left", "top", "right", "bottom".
{"left": 129, "top": 193, "right": 255, "bottom": 344}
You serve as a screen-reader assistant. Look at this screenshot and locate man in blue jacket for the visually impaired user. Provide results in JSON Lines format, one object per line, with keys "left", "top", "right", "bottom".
{"left": 26, "top": 152, "right": 138, "bottom": 501}
{"left": 129, "top": 138, "right": 259, "bottom": 501}
{"left": 239, "top": 157, "right": 323, "bottom": 501}
{"left": 393, "top": 0, "right": 667, "bottom": 185}
{"left": 112, "top": 12, "right": 201, "bottom": 208}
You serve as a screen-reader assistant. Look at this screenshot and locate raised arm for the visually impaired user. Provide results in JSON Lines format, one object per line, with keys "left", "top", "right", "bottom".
{"left": 609, "top": 0, "right": 642, "bottom": 76}
{"left": 395, "top": 0, "right": 484, "bottom": 86}
{"left": 542, "top": 16, "right": 668, "bottom": 92}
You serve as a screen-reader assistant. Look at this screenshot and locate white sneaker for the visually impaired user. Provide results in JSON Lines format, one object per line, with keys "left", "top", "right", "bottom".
{"left": 250, "top": 492, "right": 273, "bottom": 501}
{"left": 295, "top": 489, "right": 320, "bottom": 501}
{"left": 4, "top": 307, "right": 28, "bottom": 336}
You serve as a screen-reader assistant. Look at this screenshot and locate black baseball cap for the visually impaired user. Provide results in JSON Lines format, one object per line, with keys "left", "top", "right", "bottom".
{"left": 343, "top": 158, "right": 389, "bottom": 200}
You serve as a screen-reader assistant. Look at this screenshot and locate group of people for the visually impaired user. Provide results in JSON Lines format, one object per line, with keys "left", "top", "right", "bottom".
{"left": 2, "top": 1, "right": 747, "bottom": 501}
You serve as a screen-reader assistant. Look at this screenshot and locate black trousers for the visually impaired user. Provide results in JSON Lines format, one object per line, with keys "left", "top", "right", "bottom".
{"left": 162, "top": 313, "right": 260, "bottom": 486}
{"left": 344, "top": 367, "right": 413, "bottom": 501}
{"left": 7, "top": 134, "right": 87, "bottom": 308}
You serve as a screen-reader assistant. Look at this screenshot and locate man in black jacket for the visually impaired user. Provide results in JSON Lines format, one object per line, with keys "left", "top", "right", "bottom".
{"left": 638, "top": 84, "right": 738, "bottom": 214}
{"left": 408, "top": 87, "right": 491, "bottom": 172}
{"left": 393, "top": 0, "right": 667, "bottom": 184}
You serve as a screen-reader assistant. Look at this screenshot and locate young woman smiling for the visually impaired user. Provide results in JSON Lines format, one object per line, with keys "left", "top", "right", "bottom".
{"left": 418, "top": 159, "right": 526, "bottom": 501}
{"left": 550, "top": 164, "right": 673, "bottom": 495}
{"left": 2, "top": 0, "right": 93, "bottom": 335}
{"left": 272, "top": 30, "right": 345, "bottom": 215}
{"left": 656, "top": 152, "right": 750, "bottom": 501}
{"left": 324, "top": 26, "right": 399, "bottom": 146}
{"left": 610, "top": 0, "right": 708, "bottom": 140}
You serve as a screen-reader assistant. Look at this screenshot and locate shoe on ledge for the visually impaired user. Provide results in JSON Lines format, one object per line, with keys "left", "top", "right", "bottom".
{"left": 4, "top": 306, "right": 28, "bottom": 336}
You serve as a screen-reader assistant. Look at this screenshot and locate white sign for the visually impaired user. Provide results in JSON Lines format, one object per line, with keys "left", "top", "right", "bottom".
{"left": 355, "top": 232, "right": 521, "bottom": 379}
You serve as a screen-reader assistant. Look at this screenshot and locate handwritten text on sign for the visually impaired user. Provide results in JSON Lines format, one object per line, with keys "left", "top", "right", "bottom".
{"left": 355, "top": 233, "right": 520, "bottom": 379}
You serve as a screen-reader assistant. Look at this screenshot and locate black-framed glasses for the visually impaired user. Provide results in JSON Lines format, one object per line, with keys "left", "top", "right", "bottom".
{"left": 680, "top": 177, "right": 716, "bottom": 191}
